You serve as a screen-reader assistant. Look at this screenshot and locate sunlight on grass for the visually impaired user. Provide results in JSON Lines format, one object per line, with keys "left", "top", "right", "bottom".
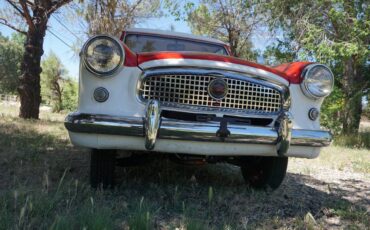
{"left": 320, "top": 146, "right": 370, "bottom": 174}
{"left": 0, "top": 102, "right": 66, "bottom": 122}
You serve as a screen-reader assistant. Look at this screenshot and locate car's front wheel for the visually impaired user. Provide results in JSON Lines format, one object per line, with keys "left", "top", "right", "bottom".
{"left": 90, "top": 149, "right": 116, "bottom": 189}
{"left": 240, "top": 156, "right": 288, "bottom": 190}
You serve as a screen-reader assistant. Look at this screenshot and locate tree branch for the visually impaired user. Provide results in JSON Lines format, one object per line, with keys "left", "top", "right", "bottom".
{"left": 19, "top": 0, "right": 35, "bottom": 30}
{"left": 0, "top": 18, "right": 27, "bottom": 35}
{"left": 129, "top": 0, "right": 144, "bottom": 14}
{"left": 26, "top": 0, "right": 34, "bottom": 6}
{"left": 5, "top": 0, "right": 25, "bottom": 17}
{"left": 47, "top": 0, "right": 72, "bottom": 15}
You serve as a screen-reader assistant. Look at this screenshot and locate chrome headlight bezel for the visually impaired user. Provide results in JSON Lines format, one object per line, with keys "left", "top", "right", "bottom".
{"left": 301, "top": 64, "right": 334, "bottom": 99}
{"left": 82, "top": 35, "right": 124, "bottom": 76}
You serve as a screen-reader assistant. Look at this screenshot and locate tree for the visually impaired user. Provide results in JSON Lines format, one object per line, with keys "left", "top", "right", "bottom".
{"left": 41, "top": 52, "right": 78, "bottom": 112}
{"left": 0, "top": 32, "right": 25, "bottom": 94}
{"left": 265, "top": 0, "right": 369, "bottom": 134}
{"left": 61, "top": 79, "right": 78, "bottom": 111}
{"left": 41, "top": 52, "right": 65, "bottom": 112}
{"left": 186, "top": 0, "right": 261, "bottom": 59}
{"left": 80, "top": 0, "right": 161, "bottom": 36}
{"left": 0, "top": 0, "right": 72, "bottom": 119}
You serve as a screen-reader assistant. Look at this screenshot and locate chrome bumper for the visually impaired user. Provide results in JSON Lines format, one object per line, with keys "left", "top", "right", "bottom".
{"left": 65, "top": 101, "right": 332, "bottom": 155}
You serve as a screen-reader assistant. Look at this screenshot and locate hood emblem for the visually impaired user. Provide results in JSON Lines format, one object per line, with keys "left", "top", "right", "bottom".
{"left": 208, "top": 78, "right": 228, "bottom": 100}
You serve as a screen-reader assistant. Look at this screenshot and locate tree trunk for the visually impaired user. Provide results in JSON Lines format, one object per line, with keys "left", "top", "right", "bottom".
{"left": 341, "top": 57, "right": 363, "bottom": 134}
{"left": 342, "top": 91, "right": 362, "bottom": 134}
{"left": 228, "top": 29, "right": 239, "bottom": 57}
{"left": 53, "top": 81, "right": 63, "bottom": 112}
{"left": 18, "top": 8, "right": 48, "bottom": 119}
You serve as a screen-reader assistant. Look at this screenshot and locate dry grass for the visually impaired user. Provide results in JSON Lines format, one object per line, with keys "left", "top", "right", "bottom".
{"left": 291, "top": 146, "right": 370, "bottom": 175}
{"left": 0, "top": 103, "right": 369, "bottom": 229}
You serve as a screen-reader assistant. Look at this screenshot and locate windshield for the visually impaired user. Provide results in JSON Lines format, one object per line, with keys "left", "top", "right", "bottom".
{"left": 124, "top": 34, "right": 228, "bottom": 55}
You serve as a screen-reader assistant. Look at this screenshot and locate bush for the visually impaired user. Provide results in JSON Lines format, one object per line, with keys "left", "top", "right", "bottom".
{"left": 333, "top": 132, "right": 370, "bottom": 149}
{"left": 363, "top": 104, "right": 370, "bottom": 120}
{"left": 320, "top": 86, "right": 344, "bottom": 135}
{"left": 61, "top": 79, "right": 78, "bottom": 112}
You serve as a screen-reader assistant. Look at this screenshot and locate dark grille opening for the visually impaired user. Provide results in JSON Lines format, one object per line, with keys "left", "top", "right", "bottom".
{"left": 223, "top": 115, "right": 272, "bottom": 126}
{"left": 161, "top": 110, "right": 273, "bottom": 126}
{"left": 162, "top": 110, "right": 216, "bottom": 122}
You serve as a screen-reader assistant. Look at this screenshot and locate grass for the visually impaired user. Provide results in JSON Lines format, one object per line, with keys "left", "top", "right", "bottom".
{"left": 334, "top": 132, "right": 370, "bottom": 150}
{"left": 303, "top": 146, "right": 370, "bottom": 174}
{"left": 0, "top": 103, "right": 369, "bottom": 229}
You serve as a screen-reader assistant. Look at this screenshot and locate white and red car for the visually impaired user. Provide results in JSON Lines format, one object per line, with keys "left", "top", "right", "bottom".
{"left": 65, "top": 28, "right": 333, "bottom": 189}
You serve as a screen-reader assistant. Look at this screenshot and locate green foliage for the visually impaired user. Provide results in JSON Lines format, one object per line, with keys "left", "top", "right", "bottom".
{"left": 41, "top": 52, "right": 78, "bottom": 112}
{"left": 82, "top": 0, "right": 161, "bottom": 36}
{"left": 41, "top": 52, "right": 65, "bottom": 112}
{"left": 163, "top": 0, "right": 195, "bottom": 21}
{"left": 0, "top": 32, "right": 24, "bottom": 94}
{"left": 320, "top": 87, "right": 344, "bottom": 134}
{"left": 265, "top": 0, "right": 370, "bottom": 134}
{"left": 61, "top": 79, "right": 78, "bottom": 111}
{"left": 363, "top": 103, "right": 370, "bottom": 119}
{"left": 188, "top": 4, "right": 215, "bottom": 36}
{"left": 185, "top": 0, "right": 259, "bottom": 60}
{"left": 263, "top": 40, "right": 297, "bottom": 66}
{"left": 360, "top": 80, "right": 370, "bottom": 119}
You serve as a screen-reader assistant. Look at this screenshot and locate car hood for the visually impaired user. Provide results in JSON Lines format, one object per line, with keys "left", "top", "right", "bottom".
{"left": 127, "top": 50, "right": 311, "bottom": 84}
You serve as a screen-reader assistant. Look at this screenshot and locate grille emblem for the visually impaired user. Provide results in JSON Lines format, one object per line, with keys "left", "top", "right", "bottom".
{"left": 208, "top": 78, "right": 228, "bottom": 100}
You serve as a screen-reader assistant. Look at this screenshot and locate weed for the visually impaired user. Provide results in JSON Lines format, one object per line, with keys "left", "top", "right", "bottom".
{"left": 128, "top": 197, "right": 153, "bottom": 230}
{"left": 334, "top": 132, "right": 370, "bottom": 149}
{"left": 185, "top": 217, "right": 207, "bottom": 230}
{"left": 331, "top": 201, "right": 370, "bottom": 227}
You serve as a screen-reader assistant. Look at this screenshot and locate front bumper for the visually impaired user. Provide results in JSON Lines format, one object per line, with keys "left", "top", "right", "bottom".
{"left": 65, "top": 101, "right": 332, "bottom": 156}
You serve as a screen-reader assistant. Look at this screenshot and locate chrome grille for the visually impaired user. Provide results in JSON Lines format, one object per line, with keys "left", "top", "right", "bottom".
{"left": 140, "top": 74, "right": 282, "bottom": 114}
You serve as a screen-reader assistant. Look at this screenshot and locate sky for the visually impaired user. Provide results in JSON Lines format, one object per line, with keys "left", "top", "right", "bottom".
{"left": 0, "top": 4, "right": 273, "bottom": 80}
{"left": 0, "top": 11, "right": 192, "bottom": 79}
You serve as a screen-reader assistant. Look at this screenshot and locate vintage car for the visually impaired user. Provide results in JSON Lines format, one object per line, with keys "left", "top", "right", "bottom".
{"left": 65, "top": 28, "right": 333, "bottom": 189}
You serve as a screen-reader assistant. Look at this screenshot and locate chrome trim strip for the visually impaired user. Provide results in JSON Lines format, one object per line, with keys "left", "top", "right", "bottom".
{"left": 65, "top": 113, "right": 332, "bottom": 148}
{"left": 64, "top": 112, "right": 144, "bottom": 136}
{"left": 143, "top": 68, "right": 288, "bottom": 89}
{"left": 143, "top": 68, "right": 288, "bottom": 90}
{"left": 159, "top": 119, "right": 278, "bottom": 144}
{"left": 136, "top": 68, "right": 290, "bottom": 117}
{"left": 291, "top": 129, "right": 333, "bottom": 147}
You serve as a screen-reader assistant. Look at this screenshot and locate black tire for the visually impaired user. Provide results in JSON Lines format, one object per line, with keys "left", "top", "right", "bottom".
{"left": 90, "top": 149, "right": 116, "bottom": 189}
{"left": 240, "top": 156, "right": 288, "bottom": 190}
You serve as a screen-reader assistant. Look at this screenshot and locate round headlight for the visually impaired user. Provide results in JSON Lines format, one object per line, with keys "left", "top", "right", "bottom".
{"left": 82, "top": 35, "right": 124, "bottom": 76}
{"left": 301, "top": 64, "right": 334, "bottom": 99}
